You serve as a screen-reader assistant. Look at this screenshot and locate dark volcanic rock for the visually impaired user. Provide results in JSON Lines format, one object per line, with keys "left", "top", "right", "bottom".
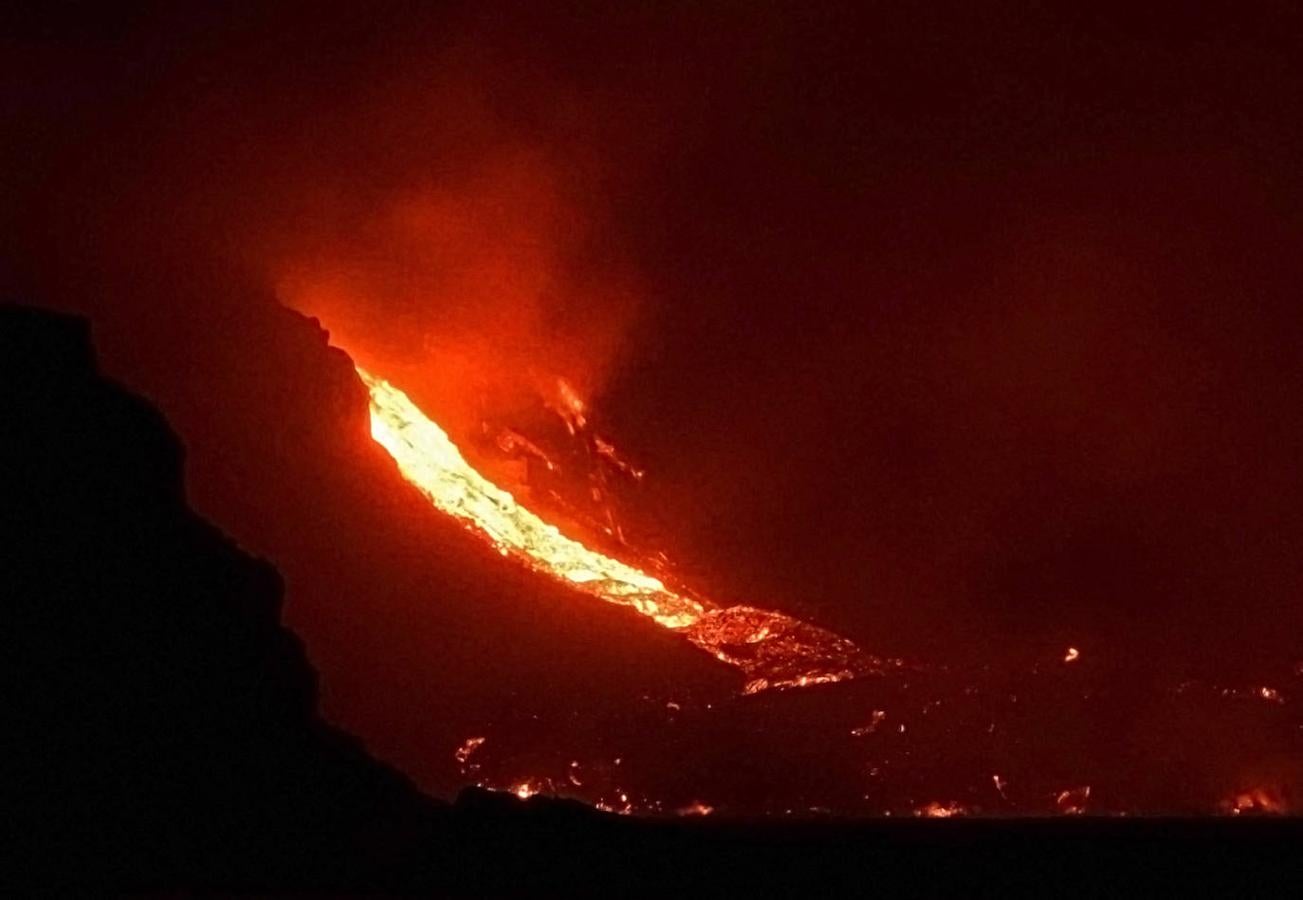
{"left": 2, "top": 303, "right": 444, "bottom": 889}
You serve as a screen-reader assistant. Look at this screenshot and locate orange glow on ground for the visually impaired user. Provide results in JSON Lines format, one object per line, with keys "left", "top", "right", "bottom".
{"left": 512, "top": 782, "right": 540, "bottom": 800}
{"left": 1222, "top": 786, "right": 1288, "bottom": 816}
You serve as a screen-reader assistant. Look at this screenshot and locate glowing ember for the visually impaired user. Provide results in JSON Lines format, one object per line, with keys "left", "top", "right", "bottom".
{"left": 1063, "top": 646, "right": 1080, "bottom": 663}
{"left": 355, "top": 365, "right": 880, "bottom": 689}
{"left": 454, "top": 736, "right": 486, "bottom": 770}
{"left": 511, "top": 781, "right": 541, "bottom": 800}
{"left": 677, "top": 802, "right": 715, "bottom": 816}
{"left": 915, "top": 801, "right": 966, "bottom": 818}
{"left": 595, "top": 791, "right": 635, "bottom": 815}
{"left": 850, "top": 710, "right": 887, "bottom": 736}
{"left": 594, "top": 435, "right": 645, "bottom": 481}
{"left": 1055, "top": 785, "right": 1091, "bottom": 815}
{"left": 549, "top": 376, "right": 588, "bottom": 432}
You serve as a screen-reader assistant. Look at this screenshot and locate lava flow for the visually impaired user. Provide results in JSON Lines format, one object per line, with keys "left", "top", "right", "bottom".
{"left": 356, "top": 365, "right": 879, "bottom": 691}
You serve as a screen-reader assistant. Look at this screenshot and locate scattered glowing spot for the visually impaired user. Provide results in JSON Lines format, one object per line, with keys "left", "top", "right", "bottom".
{"left": 850, "top": 710, "right": 887, "bottom": 737}
{"left": 454, "top": 736, "right": 486, "bottom": 768}
{"left": 1064, "top": 647, "right": 1080, "bottom": 663}
{"left": 550, "top": 376, "right": 588, "bottom": 431}
{"left": 916, "top": 801, "right": 966, "bottom": 818}
{"left": 677, "top": 802, "right": 715, "bottom": 816}
{"left": 596, "top": 791, "right": 635, "bottom": 815}
{"left": 1055, "top": 785, "right": 1091, "bottom": 815}
{"left": 1218, "top": 684, "right": 1287, "bottom": 704}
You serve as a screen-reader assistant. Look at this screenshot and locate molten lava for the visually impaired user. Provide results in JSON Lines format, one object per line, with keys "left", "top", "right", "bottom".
{"left": 356, "top": 365, "right": 879, "bottom": 690}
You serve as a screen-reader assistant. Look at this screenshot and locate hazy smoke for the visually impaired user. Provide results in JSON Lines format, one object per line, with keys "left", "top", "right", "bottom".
{"left": 259, "top": 29, "right": 652, "bottom": 435}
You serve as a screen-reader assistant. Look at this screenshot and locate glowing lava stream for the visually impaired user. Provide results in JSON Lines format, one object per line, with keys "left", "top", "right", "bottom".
{"left": 357, "top": 366, "right": 880, "bottom": 691}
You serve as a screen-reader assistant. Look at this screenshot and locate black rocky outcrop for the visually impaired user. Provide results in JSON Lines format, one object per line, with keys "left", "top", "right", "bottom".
{"left": 2, "top": 303, "right": 444, "bottom": 889}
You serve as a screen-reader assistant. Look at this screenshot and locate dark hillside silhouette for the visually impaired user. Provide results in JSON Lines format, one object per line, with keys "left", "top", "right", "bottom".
{"left": 2, "top": 303, "right": 445, "bottom": 889}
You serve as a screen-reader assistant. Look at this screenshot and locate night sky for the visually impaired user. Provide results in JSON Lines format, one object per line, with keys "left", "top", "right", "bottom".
{"left": 5, "top": 2, "right": 1302, "bottom": 807}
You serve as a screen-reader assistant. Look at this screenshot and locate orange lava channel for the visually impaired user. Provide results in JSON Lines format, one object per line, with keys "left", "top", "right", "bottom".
{"left": 357, "top": 365, "right": 878, "bottom": 690}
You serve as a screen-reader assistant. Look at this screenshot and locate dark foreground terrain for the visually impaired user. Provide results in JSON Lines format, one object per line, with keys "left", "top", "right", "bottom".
{"left": 3, "top": 302, "right": 1300, "bottom": 896}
